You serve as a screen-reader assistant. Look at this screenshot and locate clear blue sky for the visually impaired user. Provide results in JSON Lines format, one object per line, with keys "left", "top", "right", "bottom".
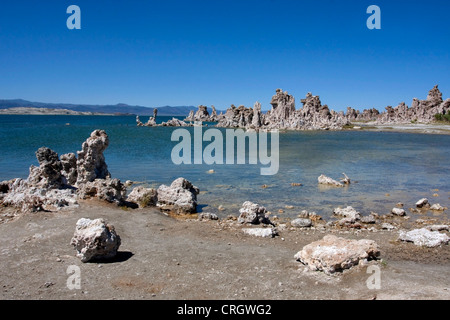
{"left": 0, "top": 0, "right": 449, "bottom": 111}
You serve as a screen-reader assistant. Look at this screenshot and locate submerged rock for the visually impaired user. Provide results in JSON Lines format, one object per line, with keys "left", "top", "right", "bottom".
{"left": 70, "top": 218, "right": 121, "bottom": 262}
{"left": 157, "top": 178, "right": 199, "bottom": 214}
{"left": 294, "top": 235, "right": 380, "bottom": 274}
{"left": 398, "top": 228, "right": 449, "bottom": 247}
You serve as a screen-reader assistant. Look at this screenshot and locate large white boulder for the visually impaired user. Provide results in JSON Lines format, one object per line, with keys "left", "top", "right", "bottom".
{"left": 70, "top": 218, "right": 121, "bottom": 262}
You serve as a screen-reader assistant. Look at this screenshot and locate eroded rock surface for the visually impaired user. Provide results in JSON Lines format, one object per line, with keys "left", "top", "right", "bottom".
{"left": 398, "top": 228, "right": 449, "bottom": 247}
{"left": 70, "top": 218, "right": 121, "bottom": 262}
{"left": 238, "top": 201, "right": 272, "bottom": 225}
{"left": 157, "top": 178, "right": 200, "bottom": 214}
{"left": 294, "top": 235, "right": 380, "bottom": 274}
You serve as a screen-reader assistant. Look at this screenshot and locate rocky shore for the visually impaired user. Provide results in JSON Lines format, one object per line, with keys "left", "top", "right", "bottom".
{"left": 0, "top": 130, "right": 448, "bottom": 299}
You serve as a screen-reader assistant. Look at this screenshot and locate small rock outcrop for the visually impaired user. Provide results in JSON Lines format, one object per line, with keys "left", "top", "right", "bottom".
{"left": 0, "top": 130, "right": 126, "bottom": 212}
{"left": 127, "top": 186, "right": 158, "bottom": 208}
{"left": 391, "top": 207, "right": 407, "bottom": 216}
{"left": 157, "top": 178, "right": 200, "bottom": 214}
{"left": 294, "top": 235, "right": 380, "bottom": 274}
{"left": 237, "top": 201, "right": 272, "bottom": 225}
{"left": 70, "top": 218, "right": 121, "bottom": 262}
{"left": 415, "top": 198, "right": 429, "bottom": 208}
{"left": 77, "top": 178, "right": 126, "bottom": 204}
{"left": 136, "top": 109, "right": 158, "bottom": 127}
{"left": 318, "top": 174, "right": 344, "bottom": 187}
{"left": 76, "top": 130, "right": 111, "bottom": 185}
{"left": 27, "top": 147, "right": 65, "bottom": 189}
{"left": 160, "top": 118, "right": 192, "bottom": 127}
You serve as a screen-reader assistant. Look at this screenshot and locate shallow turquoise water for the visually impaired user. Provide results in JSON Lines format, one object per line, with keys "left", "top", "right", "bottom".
{"left": 0, "top": 115, "right": 449, "bottom": 219}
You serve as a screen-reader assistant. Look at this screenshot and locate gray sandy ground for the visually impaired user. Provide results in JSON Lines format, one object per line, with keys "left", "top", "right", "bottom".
{"left": 0, "top": 200, "right": 449, "bottom": 300}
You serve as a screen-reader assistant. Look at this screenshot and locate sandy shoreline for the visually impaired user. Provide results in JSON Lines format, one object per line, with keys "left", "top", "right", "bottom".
{"left": 351, "top": 123, "right": 450, "bottom": 135}
{"left": 0, "top": 200, "right": 448, "bottom": 300}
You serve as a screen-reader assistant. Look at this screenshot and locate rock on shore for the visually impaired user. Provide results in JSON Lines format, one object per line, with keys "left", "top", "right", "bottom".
{"left": 238, "top": 201, "right": 272, "bottom": 225}
{"left": 295, "top": 235, "right": 380, "bottom": 274}
{"left": 0, "top": 130, "right": 127, "bottom": 212}
{"left": 156, "top": 178, "right": 200, "bottom": 214}
{"left": 398, "top": 228, "right": 449, "bottom": 247}
{"left": 70, "top": 218, "right": 121, "bottom": 262}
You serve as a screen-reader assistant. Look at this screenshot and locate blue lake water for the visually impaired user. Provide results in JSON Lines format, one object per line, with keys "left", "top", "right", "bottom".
{"left": 0, "top": 114, "right": 449, "bottom": 219}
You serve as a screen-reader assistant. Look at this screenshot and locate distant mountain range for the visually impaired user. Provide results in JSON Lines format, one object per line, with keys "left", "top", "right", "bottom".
{"left": 0, "top": 99, "right": 199, "bottom": 116}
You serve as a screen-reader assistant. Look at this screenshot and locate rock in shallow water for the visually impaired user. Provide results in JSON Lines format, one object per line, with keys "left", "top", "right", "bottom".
{"left": 294, "top": 235, "right": 380, "bottom": 274}
{"left": 70, "top": 218, "right": 121, "bottom": 262}
{"left": 415, "top": 198, "right": 429, "bottom": 208}
{"left": 318, "top": 174, "right": 344, "bottom": 187}
{"left": 391, "top": 207, "right": 406, "bottom": 216}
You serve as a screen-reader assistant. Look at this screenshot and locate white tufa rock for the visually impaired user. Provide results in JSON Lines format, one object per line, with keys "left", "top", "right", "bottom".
{"left": 157, "top": 178, "right": 199, "bottom": 214}
{"left": 415, "top": 198, "right": 429, "bottom": 208}
{"left": 127, "top": 186, "right": 158, "bottom": 208}
{"left": 398, "top": 228, "right": 449, "bottom": 247}
{"left": 429, "top": 204, "right": 447, "bottom": 211}
{"left": 294, "top": 235, "right": 380, "bottom": 274}
{"left": 70, "top": 218, "right": 121, "bottom": 262}
{"left": 238, "top": 201, "right": 272, "bottom": 225}
{"left": 333, "top": 206, "right": 361, "bottom": 221}
{"left": 318, "top": 174, "right": 344, "bottom": 187}
{"left": 242, "top": 227, "right": 277, "bottom": 238}
{"left": 291, "top": 218, "right": 312, "bottom": 228}
{"left": 391, "top": 207, "right": 407, "bottom": 216}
